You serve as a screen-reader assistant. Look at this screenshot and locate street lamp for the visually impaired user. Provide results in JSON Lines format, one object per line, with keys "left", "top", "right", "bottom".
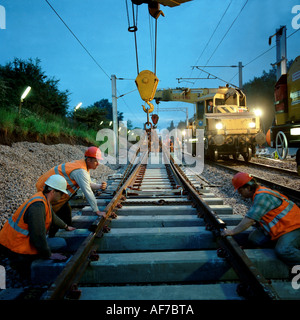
{"left": 74, "top": 102, "right": 82, "bottom": 112}
{"left": 19, "top": 86, "right": 31, "bottom": 115}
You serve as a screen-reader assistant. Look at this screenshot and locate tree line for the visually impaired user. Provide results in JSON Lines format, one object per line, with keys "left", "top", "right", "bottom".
{"left": 1, "top": 57, "right": 294, "bottom": 135}
{"left": 0, "top": 57, "right": 127, "bottom": 132}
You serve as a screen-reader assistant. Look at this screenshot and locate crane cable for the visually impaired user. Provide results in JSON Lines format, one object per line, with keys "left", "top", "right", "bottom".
{"left": 125, "top": 0, "right": 140, "bottom": 74}
{"left": 125, "top": 0, "right": 160, "bottom": 128}
{"left": 125, "top": 0, "right": 158, "bottom": 76}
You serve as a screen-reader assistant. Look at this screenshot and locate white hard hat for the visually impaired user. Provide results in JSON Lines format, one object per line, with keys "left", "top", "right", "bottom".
{"left": 45, "top": 174, "right": 68, "bottom": 194}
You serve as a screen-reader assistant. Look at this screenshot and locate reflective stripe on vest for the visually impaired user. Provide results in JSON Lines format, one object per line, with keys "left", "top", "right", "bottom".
{"left": 36, "top": 159, "right": 89, "bottom": 212}
{"left": 0, "top": 192, "right": 52, "bottom": 255}
{"left": 54, "top": 164, "right": 79, "bottom": 197}
{"left": 254, "top": 187, "right": 300, "bottom": 240}
{"left": 7, "top": 196, "right": 45, "bottom": 236}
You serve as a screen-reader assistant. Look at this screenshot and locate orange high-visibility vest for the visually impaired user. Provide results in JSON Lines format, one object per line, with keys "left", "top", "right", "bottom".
{"left": 36, "top": 159, "right": 89, "bottom": 212}
{"left": 0, "top": 192, "right": 52, "bottom": 255}
{"left": 253, "top": 186, "right": 300, "bottom": 240}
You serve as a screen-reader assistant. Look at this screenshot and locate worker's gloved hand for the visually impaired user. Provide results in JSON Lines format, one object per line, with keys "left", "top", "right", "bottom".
{"left": 50, "top": 253, "right": 67, "bottom": 261}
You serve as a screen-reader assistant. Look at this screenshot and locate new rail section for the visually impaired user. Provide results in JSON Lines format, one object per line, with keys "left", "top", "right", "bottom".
{"left": 3, "top": 147, "right": 298, "bottom": 300}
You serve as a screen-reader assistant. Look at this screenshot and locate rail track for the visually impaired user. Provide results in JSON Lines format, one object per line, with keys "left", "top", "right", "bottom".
{"left": 207, "top": 159, "right": 300, "bottom": 207}
{"left": 232, "top": 158, "right": 298, "bottom": 177}
{"left": 1, "top": 146, "right": 299, "bottom": 301}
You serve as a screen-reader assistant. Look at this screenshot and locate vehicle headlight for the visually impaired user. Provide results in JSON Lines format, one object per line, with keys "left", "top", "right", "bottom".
{"left": 249, "top": 122, "right": 256, "bottom": 128}
{"left": 254, "top": 109, "right": 262, "bottom": 117}
{"left": 291, "top": 128, "right": 300, "bottom": 136}
{"left": 216, "top": 122, "right": 223, "bottom": 130}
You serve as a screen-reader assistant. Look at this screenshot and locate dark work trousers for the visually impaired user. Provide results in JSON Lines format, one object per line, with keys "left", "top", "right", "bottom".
{"left": 0, "top": 244, "right": 35, "bottom": 278}
{"left": 48, "top": 201, "right": 72, "bottom": 237}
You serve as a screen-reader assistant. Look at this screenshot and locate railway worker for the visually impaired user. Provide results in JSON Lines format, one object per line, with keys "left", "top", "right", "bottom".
{"left": 0, "top": 175, "right": 75, "bottom": 276}
{"left": 36, "top": 146, "right": 107, "bottom": 237}
{"left": 207, "top": 100, "right": 214, "bottom": 113}
{"left": 174, "top": 137, "right": 182, "bottom": 159}
{"left": 221, "top": 172, "right": 300, "bottom": 267}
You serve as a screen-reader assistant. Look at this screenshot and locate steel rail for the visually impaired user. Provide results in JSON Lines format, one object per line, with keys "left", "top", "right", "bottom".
{"left": 43, "top": 149, "right": 148, "bottom": 300}
{"left": 165, "top": 147, "right": 280, "bottom": 300}
{"left": 232, "top": 159, "right": 298, "bottom": 177}
{"left": 44, "top": 145, "right": 281, "bottom": 300}
{"left": 208, "top": 161, "right": 300, "bottom": 206}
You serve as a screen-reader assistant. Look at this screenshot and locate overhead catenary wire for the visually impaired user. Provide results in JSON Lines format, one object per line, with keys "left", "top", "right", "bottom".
{"left": 45, "top": 0, "right": 142, "bottom": 123}
{"left": 45, "top": 0, "right": 141, "bottom": 123}
{"left": 45, "top": 0, "right": 110, "bottom": 80}
{"left": 205, "top": 0, "right": 248, "bottom": 67}
{"left": 244, "top": 27, "right": 300, "bottom": 68}
{"left": 173, "top": 1, "right": 234, "bottom": 119}
{"left": 190, "top": 0, "right": 248, "bottom": 87}
{"left": 228, "top": 27, "right": 300, "bottom": 84}
{"left": 191, "top": 0, "right": 232, "bottom": 75}
{"left": 174, "top": 0, "right": 246, "bottom": 116}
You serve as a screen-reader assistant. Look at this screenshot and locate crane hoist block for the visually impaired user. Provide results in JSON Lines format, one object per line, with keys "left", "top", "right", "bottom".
{"left": 135, "top": 70, "right": 159, "bottom": 102}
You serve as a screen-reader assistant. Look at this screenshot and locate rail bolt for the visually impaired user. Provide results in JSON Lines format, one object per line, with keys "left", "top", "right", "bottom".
{"left": 66, "top": 284, "right": 82, "bottom": 300}
{"left": 89, "top": 250, "right": 100, "bottom": 261}
{"left": 110, "top": 212, "right": 118, "bottom": 219}
{"left": 197, "top": 212, "right": 204, "bottom": 218}
{"left": 102, "top": 225, "right": 111, "bottom": 233}
{"left": 216, "top": 247, "right": 228, "bottom": 258}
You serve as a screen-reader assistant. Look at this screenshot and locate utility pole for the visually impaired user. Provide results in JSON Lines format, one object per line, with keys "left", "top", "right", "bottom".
{"left": 238, "top": 61, "right": 243, "bottom": 89}
{"left": 158, "top": 107, "right": 189, "bottom": 128}
{"left": 269, "top": 26, "right": 287, "bottom": 80}
{"left": 111, "top": 75, "right": 118, "bottom": 157}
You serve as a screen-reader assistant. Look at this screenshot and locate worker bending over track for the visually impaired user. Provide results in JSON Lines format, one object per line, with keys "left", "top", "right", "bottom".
{"left": 36, "top": 146, "right": 107, "bottom": 237}
{"left": 0, "top": 175, "right": 75, "bottom": 276}
{"left": 221, "top": 172, "right": 300, "bottom": 267}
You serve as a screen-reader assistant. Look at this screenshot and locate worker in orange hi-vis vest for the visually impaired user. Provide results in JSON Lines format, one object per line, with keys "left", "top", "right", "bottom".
{"left": 221, "top": 172, "right": 300, "bottom": 267}
{"left": 0, "top": 175, "right": 75, "bottom": 277}
{"left": 36, "top": 146, "right": 107, "bottom": 237}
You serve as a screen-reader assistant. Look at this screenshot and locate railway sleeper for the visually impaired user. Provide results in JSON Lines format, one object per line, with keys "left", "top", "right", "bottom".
{"left": 78, "top": 249, "right": 289, "bottom": 285}
{"left": 30, "top": 224, "right": 288, "bottom": 285}
{"left": 80, "top": 204, "right": 233, "bottom": 216}
{"left": 21, "top": 161, "right": 300, "bottom": 300}
{"left": 76, "top": 279, "right": 298, "bottom": 300}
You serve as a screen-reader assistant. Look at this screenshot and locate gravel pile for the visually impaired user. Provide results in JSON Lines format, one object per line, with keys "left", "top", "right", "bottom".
{"left": 198, "top": 165, "right": 252, "bottom": 216}
{"left": 251, "top": 156, "right": 297, "bottom": 171}
{"left": 0, "top": 142, "right": 116, "bottom": 229}
{"left": 195, "top": 156, "right": 299, "bottom": 216}
{"left": 0, "top": 141, "right": 117, "bottom": 290}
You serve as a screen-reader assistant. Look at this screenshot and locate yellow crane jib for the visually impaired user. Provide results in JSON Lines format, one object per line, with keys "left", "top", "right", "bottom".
{"left": 135, "top": 70, "right": 159, "bottom": 113}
